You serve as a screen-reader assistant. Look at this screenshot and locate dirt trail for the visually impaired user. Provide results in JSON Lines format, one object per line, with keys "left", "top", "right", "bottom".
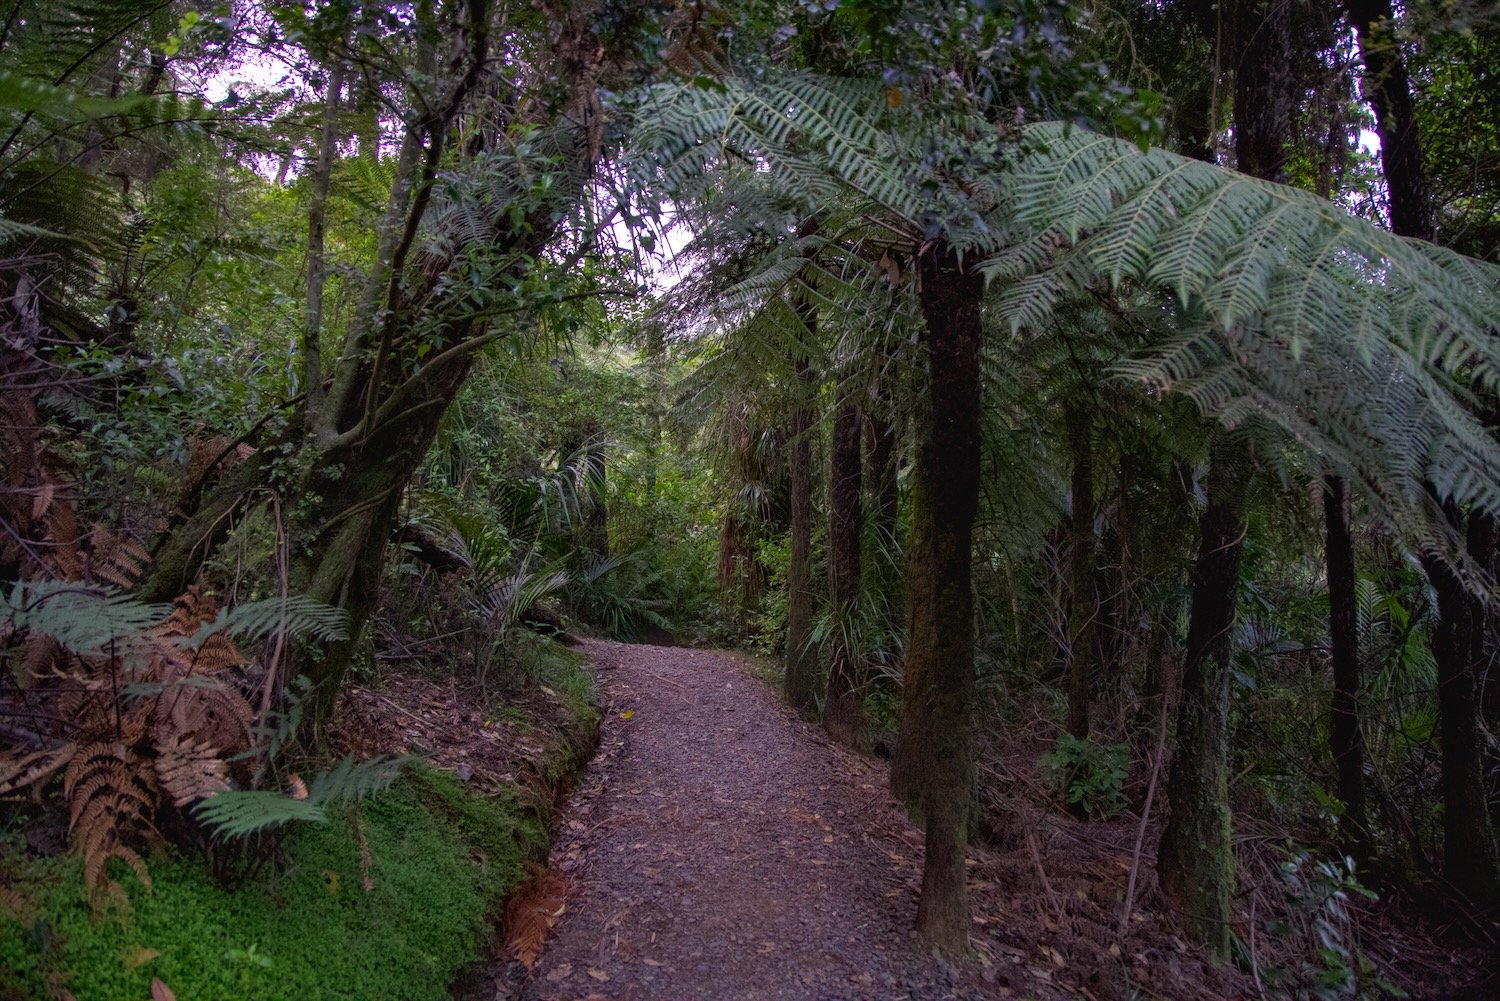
{"left": 500, "top": 639, "right": 990, "bottom": 1001}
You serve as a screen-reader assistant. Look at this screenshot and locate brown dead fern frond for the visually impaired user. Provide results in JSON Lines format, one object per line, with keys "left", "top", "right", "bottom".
{"left": 0, "top": 744, "right": 76, "bottom": 797}
{"left": 154, "top": 735, "right": 231, "bottom": 807}
{"left": 503, "top": 862, "right": 569, "bottom": 969}
{"left": 63, "top": 734, "right": 159, "bottom": 905}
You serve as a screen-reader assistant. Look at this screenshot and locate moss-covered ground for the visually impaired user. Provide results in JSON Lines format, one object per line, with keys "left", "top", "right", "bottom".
{"left": 0, "top": 650, "right": 598, "bottom": 1001}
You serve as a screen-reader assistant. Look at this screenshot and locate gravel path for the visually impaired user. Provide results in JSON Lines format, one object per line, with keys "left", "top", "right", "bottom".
{"left": 510, "top": 639, "right": 991, "bottom": 1001}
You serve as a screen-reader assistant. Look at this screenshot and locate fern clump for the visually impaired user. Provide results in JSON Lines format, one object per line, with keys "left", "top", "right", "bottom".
{"left": 0, "top": 580, "right": 371, "bottom": 906}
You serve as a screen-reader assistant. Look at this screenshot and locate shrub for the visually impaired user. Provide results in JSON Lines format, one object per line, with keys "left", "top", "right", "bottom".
{"left": 1039, "top": 734, "right": 1131, "bottom": 819}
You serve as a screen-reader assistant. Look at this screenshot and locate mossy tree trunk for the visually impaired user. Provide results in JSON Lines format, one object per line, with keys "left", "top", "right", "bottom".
{"left": 1157, "top": 435, "right": 1251, "bottom": 958}
{"left": 891, "top": 240, "right": 983, "bottom": 954}
{"left": 1156, "top": 0, "right": 1289, "bottom": 956}
{"left": 824, "top": 392, "right": 867, "bottom": 749}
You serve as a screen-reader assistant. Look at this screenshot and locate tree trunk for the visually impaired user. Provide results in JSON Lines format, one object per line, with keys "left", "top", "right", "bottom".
{"left": 824, "top": 394, "right": 867, "bottom": 749}
{"left": 784, "top": 354, "right": 820, "bottom": 715}
{"left": 1156, "top": 0, "right": 1290, "bottom": 956}
{"left": 891, "top": 240, "right": 983, "bottom": 953}
{"left": 1349, "top": 0, "right": 1497, "bottom": 894}
{"left": 141, "top": 0, "right": 619, "bottom": 730}
{"left": 1422, "top": 531, "right": 1500, "bottom": 899}
{"left": 1065, "top": 404, "right": 1097, "bottom": 741}
{"left": 582, "top": 432, "right": 609, "bottom": 563}
{"left": 865, "top": 406, "right": 900, "bottom": 585}
{"left": 1473, "top": 509, "right": 1500, "bottom": 837}
{"left": 864, "top": 403, "right": 903, "bottom": 711}
{"left": 718, "top": 398, "right": 767, "bottom": 633}
{"left": 1345, "top": 0, "right": 1436, "bottom": 242}
{"left": 1323, "top": 475, "right": 1369, "bottom": 862}
{"left": 1158, "top": 435, "right": 1250, "bottom": 958}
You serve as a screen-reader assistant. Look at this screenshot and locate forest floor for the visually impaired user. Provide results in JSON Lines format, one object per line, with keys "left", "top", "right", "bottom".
{"left": 448, "top": 639, "right": 1497, "bottom": 1001}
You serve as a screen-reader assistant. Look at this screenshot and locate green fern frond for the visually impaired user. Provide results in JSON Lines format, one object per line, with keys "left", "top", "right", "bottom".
{"left": 192, "top": 789, "right": 328, "bottom": 837}
{"left": 3, "top": 581, "right": 168, "bottom": 656}
{"left": 195, "top": 754, "right": 412, "bottom": 838}
{"left": 305, "top": 754, "right": 410, "bottom": 808}
{"left": 177, "top": 595, "right": 351, "bottom": 650}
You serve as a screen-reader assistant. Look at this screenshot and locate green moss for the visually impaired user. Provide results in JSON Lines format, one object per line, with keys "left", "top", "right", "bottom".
{"left": 406, "top": 765, "right": 542, "bottom": 909}
{"left": 0, "top": 771, "right": 545, "bottom": 1001}
{"left": 531, "top": 640, "right": 598, "bottom": 726}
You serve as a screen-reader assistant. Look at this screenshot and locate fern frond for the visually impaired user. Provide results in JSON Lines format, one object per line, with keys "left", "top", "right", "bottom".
{"left": 178, "top": 595, "right": 351, "bottom": 650}
{"left": 63, "top": 737, "right": 158, "bottom": 905}
{"left": 192, "top": 789, "right": 327, "bottom": 837}
{"left": 304, "top": 754, "right": 409, "bottom": 808}
{"left": 194, "top": 755, "right": 412, "bottom": 839}
{"left": 0, "top": 744, "right": 76, "bottom": 796}
{"left": 4, "top": 581, "right": 168, "bottom": 656}
{"left": 154, "top": 736, "right": 231, "bottom": 807}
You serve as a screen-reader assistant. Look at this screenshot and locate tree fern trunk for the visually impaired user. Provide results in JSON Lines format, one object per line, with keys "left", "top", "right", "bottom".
{"left": 1323, "top": 475, "right": 1369, "bottom": 862}
{"left": 1158, "top": 434, "right": 1250, "bottom": 958}
{"left": 824, "top": 394, "right": 867, "bottom": 749}
{"left": 784, "top": 355, "right": 820, "bottom": 716}
{"left": 892, "top": 240, "right": 982, "bottom": 954}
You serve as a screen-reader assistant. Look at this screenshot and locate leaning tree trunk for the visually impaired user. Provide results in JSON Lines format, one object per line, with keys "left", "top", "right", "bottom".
{"left": 784, "top": 354, "right": 820, "bottom": 715}
{"left": 1323, "top": 475, "right": 1369, "bottom": 862}
{"left": 1158, "top": 435, "right": 1251, "bottom": 958}
{"left": 891, "top": 240, "right": 983, "bottom": 953}
{"left": 141, "top": 0, "right": 619, "bottom": 726}
{"left": 824, "top": 393, "right": 867, "bottom": 749}
{"left": 1065, "top": 404, "right": 1097, "bottom": 741}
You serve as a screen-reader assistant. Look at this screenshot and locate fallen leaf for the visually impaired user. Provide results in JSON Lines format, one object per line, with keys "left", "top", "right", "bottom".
{"left": 642, "top": 958, "right": 664, "bottom": 967}
{"left": 620, "top": 710, "right": 636, "bottom": 720}
{"left": 150, "top": 979, "right": 177, "bottom": 1001}
{"left": 546, "top": 963, "right": 573, "bottom": 983}
{"left": 120, "top": 945, "right": 159, "bottom": 969}
{"left": 587, "top": 967, "right": 610, "bottom": 982}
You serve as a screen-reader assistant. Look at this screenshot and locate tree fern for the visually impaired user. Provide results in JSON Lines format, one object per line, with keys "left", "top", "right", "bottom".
{"left": 632, "top": 72, "right": 1500, "bottom": 536}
